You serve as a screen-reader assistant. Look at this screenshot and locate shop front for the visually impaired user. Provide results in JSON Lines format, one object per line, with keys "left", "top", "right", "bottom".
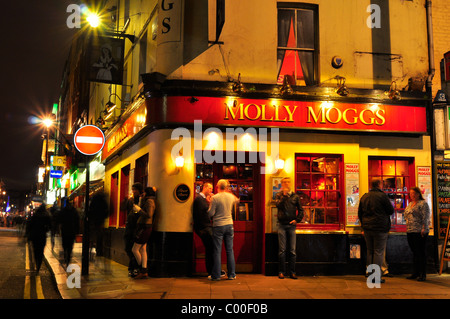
{"left": 101, "top": 79, "right": 435, "bottom": 277}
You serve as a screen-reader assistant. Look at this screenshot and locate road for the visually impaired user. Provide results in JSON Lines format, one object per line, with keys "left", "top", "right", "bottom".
{"left": 0, "top": 228, "right": 61, "bottom": 299}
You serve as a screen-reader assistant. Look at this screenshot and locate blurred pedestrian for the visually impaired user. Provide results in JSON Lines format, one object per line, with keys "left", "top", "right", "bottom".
{"left": 208, "top": 179, "right": 239, "bottom": 281}
{"left": 132, "top": 187, "right": 156, "bottom": 279}
{"left": 404, "top": 187, "right": 430, "bottom": 281}
{"left": 26, "top": 205, "right": 51, "bottom": 273}
{"left": 358, "top": 179, "right": 394, "bottom": 284}
{"left": 123, "top": 182, "right": 143, "bottom": 277}
{"left": 58, "top": 198, "right": 80, "bottom": 267}
{"left": 49, "top": 201, "right": 59, "bottom": 250}
{"left": 274, "top": 177, "right": 304, "bottom": 279}
{"left": 193, "top": 182, "right": 214, "bottom": 277}
{"left": 87, "top": 192, "right": 110, "bottom": 259}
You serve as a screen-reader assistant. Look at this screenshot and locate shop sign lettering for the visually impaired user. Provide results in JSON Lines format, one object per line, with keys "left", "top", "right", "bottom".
{"left": 224, "top": 101, "right": 386, "bottom": 126}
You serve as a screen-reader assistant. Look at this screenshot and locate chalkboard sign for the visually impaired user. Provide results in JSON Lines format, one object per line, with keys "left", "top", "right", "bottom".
{"left": 174, "top": 184, "right": 190, "bottom": 203}
{"left": 436, "top": 162, "right": 450, "bottom": 238}
{"left": 439, "top": 221, "right": 450, "bottom": 275}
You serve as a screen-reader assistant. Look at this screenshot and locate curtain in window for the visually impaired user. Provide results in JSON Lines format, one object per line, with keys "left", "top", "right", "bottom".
{"left": 297, "top": 10, "right": 315, "bottom": 86}
{"left": 277, "top": 10, "right": 294, "bottom": 81}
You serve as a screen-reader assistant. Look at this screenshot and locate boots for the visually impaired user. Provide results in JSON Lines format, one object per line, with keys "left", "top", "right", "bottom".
{"left": 134, "top": 267, "right": 148, "bottom": 279}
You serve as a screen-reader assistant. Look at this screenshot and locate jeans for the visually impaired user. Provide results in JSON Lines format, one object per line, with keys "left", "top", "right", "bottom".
{"left": 407, "top": 232, "right": 428, "bottom": 277}
{"left": 278, "top": 224, "right": 297, "bottom": 275}
{"left": 212, "top": 224, "right": 236, "bottom": 279}
{"left": 363, "top": 230, "right": 389, "bottom": 271}
{"left": 196, "top": 227, "right": 214, "bottom": 276}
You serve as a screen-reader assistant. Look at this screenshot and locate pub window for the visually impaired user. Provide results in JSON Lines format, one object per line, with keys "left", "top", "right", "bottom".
{"left": 277, "top": 3, "right": 318, "bottom": 86}
{"left": 135, "top": 153, "right": 149, "bottom": 188}
{"left": 295, "top": 154, "right": 343, "bottom": 229}
{"left": 368, "top": 157, "right": 415, "bottom": 231}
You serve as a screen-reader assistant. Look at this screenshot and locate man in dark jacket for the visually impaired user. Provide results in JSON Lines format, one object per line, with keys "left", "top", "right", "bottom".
{"left": 193, "top": 182, "right": 214, "bottom": 277}
{"left": 358, "top": 179, "right": 394, "bottom": 283}
{"left": 275, "top": 177, "right": 304, "bottom": 279}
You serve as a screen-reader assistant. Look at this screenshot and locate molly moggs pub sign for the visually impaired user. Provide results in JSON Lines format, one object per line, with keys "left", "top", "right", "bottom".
{"left": 151, "top": 97, "right": 427, "bottom": 134}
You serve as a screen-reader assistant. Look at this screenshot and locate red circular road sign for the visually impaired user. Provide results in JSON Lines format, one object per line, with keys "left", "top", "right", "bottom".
{"left": 74, "top": 125, "right": 105, "bottom": 156}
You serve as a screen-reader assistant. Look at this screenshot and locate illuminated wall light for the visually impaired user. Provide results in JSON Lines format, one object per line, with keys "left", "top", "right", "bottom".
{"left": 275, "top": 158, "right": 285, "bottom": 170}
{"left": 175, "top": 155, "right": 185, "bottom": 168}
{"left": 205, "top": 131, "right": 222, "bottom": 150}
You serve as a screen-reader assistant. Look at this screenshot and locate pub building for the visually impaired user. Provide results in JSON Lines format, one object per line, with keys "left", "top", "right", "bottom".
{"left": 87, "top": 0, "right": 438, "bottom": 277}
{"left": 100, "top": 77, "right": 434, "bottom": 276}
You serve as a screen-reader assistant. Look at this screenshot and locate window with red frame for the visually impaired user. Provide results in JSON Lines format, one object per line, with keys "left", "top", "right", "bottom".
{"left": 295, "top": 154, "right": 344, "bottom": 229}
{"left": 368, "top": 157, "right": 415, "bottom": 231}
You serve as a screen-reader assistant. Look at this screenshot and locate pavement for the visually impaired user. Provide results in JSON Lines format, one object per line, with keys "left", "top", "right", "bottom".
{"left": 4, "top": 226, "right": 450, "bottom": 302}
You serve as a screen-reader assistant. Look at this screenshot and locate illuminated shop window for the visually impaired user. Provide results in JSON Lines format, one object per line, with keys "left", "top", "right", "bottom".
{"left": 277, "top": 4, "right": 318, "bottom": 86}
{"left": 295, "top": 154, "right": 343, "bottom": 229}
{"left": 368, "top": 157, "right": 414, "bottom": 231}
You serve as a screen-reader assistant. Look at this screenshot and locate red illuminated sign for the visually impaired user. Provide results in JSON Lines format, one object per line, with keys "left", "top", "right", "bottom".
{"left": 146, "top": 96, "right": 427, "bottom": 134}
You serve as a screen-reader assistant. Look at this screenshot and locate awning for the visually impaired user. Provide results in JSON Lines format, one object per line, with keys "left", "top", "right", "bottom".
{"left": 68, "top": 179, "right": 104, "bottom": 199}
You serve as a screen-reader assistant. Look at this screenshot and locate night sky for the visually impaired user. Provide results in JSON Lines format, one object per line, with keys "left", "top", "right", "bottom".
{"left": 0, "top": 1, "right": 76, "bottom": 192}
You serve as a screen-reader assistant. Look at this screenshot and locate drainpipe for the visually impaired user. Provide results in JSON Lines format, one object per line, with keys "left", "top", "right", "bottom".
{"left": 425, "top": 0, "right": 440, "bottom": 272}
{"left": 426, "top": 0, "right": 435, "bottom": 88}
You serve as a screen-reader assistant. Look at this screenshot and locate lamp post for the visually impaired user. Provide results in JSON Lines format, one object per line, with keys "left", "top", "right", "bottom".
{"left": 42, "top": 118, "right": 53, "bottom": 201}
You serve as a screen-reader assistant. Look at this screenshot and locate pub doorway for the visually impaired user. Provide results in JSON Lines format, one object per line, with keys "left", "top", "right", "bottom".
{"left": 193, "top": 151, "right": 265, "bottom": 274}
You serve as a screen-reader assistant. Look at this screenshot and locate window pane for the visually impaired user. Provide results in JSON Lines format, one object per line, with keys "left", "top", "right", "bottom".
{"left": 297, "top": 9, "right": 315, "bottom": 49}
{"left": 325, "top": 175, "right": 339, "bottom": 190}
{"left": 297, "top": 173, "right": 311, "bottom": 189}
{"left": 369, "top": 160, "right": 381, "bottom": 175}
{"left": 296, "top": 157, "right": 311, "bottom": 172}
{"left": 278, "top": 9, "right": 295, "bottom": 48}
{"left": 396, "top": 160, "right": 409, "bottom": 175}
{"left": 312, "top": 174, "right": 325, "bottom": 190}
{"left": 325, "top": 158, "right": 339, "bottom": 174}
{"left": 326, "top": 192, "right": 339, "bottom": 207}
{"left": 382, "top": 160, "right": 395, "bottom": 175}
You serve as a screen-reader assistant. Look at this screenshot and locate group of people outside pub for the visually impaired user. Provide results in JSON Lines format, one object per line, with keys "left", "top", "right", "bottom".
{"left": 192, "top": 176, "right": 430, "bottom": 283}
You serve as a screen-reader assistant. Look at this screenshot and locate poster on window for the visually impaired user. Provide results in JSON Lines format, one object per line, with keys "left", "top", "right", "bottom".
{"left": 417, "top": 166, "right": 433, "bottom": 235}
{"left": 345, "top": 164, "right": 360, "bottom": 226}
{"left": 87, "top": 36, "right": 124, "bottom": 85}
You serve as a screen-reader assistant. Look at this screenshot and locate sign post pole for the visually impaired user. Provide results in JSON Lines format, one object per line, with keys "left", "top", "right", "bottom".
{"left": 73, "top": 125, "right": 105, "bottom": 276}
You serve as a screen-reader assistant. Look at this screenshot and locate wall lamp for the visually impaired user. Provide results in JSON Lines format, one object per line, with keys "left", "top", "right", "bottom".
{"left": 386, "top": 81, "right": 401, "bottom": 100}
{"left": 280, "top": 75, "right": 293, "bottom": 95}
{"left": 275, "top": 158, "right": 285, "bottom": 171}
{"left": 232, "top": 73, "right": 245, "bottom": 93}
{"left": 335, "top": 76, "right": 349, "bottom": 96}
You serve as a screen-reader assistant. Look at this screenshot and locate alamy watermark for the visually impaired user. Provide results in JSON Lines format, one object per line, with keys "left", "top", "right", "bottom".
{"left": 366, "top": 264, "right": 383, "bottom": 288}
{"left": 171, "top": 120, "right": 280, "bottom": 174}
{"left": 66, "top": 264, "right": 81, "bottom": 289}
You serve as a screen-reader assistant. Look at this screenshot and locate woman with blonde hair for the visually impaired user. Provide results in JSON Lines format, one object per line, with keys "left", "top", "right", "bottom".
{"left": 404, "top": 187, "right": 430, "bottom": 281}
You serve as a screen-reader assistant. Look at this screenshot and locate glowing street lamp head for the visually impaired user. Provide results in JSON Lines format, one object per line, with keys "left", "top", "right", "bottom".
{"left": 86, "top": 12, "right": 101, "bottom": 28}
{"left": 42, "top": 118, "right": 53, "bottom": 128}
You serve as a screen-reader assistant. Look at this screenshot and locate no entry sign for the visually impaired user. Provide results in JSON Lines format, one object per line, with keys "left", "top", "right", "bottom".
{"left": 74, "top": 125, "right": 105, "bottom": 156}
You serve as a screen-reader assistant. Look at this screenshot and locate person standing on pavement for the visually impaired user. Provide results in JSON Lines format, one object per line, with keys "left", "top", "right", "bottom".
{"left": 193, "top": 182, "right": 214, "bottom": 277}
{"left": 58, "top": 198, "right": 80, "bottom": 267}
{"left": 358, "top": 179, "right": 394, "bottom": 284}
{"left": 132, "top": 186, "right": 156, "bottom": 279}
{"left": 275, "top": 177, "right": 304, "bottom": 279}
{"left": 404, "top": 187, "right": 430, "bottom": 281}
{"left": 208, "top": 179, "right": 239, "bottom": 281}
{"left": 26, "top": 205, "right": 51, "bottom": 273}
{"left": 87, "top": 192, "right": 110, "bottom": 259}
{"left": 123, "top": 182, "right": 143, "bottom": 277}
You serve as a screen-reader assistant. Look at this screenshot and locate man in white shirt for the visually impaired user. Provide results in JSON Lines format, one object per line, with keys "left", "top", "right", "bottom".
{"left": 208, "top": 179, "right": 239, "bottom": 280}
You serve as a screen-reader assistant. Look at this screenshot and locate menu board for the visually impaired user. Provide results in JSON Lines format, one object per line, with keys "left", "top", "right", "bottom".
{"left": 439, "top": 222, "right": 450, "bottom": 275}
{"left": 436, "top": 162, "right": 450, "bottom": 239}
